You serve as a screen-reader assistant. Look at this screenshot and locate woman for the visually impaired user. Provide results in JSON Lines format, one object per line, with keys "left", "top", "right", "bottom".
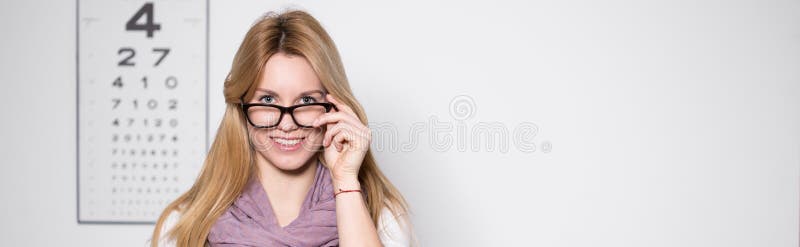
{"left": 149, "top": 10, "right": 415, "bottom": 247}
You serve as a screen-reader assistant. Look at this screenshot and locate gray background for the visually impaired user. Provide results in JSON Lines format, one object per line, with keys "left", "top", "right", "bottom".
{"left": 1, "top": 0, "right": 798, "bottom": 246}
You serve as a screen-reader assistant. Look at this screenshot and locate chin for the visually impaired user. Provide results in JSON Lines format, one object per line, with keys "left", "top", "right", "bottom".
{"left": 269, "top": 156, "right": 307, "bottom": 171}
{"left": 262, "top": 149, "right": 319, "bottom": 172}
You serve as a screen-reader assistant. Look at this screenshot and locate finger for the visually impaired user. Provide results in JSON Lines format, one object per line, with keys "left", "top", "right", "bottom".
{"left": 332, "top": 129, "right": 350, "bottom": 152}
{"left": 312, "top": 111, "right": 360, "bottom": 128}
{"left": 323, "top": 122, "right": 351, "bottom": 147}
{"left": 332, "top": 125, "right": 371, "bottom": 151}
{"left": 326, "top": 94, "right": 357, "bottom": 116}
{"left": 351, "top": 127, "right": 372, "bottom": 150}
{"left": 325, "top": 97, "right": 364, "bottom": 125}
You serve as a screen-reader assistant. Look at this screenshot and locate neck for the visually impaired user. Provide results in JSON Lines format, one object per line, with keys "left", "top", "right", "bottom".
{"left": 254, "top": 155, "right": 319, "bottom": 203}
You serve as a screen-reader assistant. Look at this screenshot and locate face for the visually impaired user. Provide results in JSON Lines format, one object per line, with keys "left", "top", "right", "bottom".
{"left": 244, "top": 52, "right": 327, "bottom": 171}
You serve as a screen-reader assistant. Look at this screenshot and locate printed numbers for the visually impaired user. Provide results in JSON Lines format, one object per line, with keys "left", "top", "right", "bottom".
{"left": 111, "top": 76, "right": 178, "bottom": 90}
{"left": 117, "top": 47, "right": 171, "bottom": 67}
{"left": 110, "top": 98, "right": 178, "bottom": 110}
{"left": 118, "top": 48, "right": 135, "bottom": 66}
{"left": 109, "top": 2, "right": 183, "bottom": 219}
{"left": 78, "top": 0, "right": 206, "bottom": 223}
{"left": 153, "top": 48, "right": 170, "bottom": 66}
{"left": 125, "top": 2, "right": 161, "bottom": 38}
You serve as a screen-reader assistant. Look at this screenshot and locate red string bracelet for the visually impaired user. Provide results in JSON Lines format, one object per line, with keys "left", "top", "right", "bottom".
{"left": 334, "top": 188, "right": 362, "bottom": 198}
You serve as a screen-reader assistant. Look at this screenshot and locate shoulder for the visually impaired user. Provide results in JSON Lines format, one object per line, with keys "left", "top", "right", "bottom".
{"left": 376, "top": 206, "right": 417, "bottom": 247}
{"left": 153, "top": 209, "right": 181, "bottom": 247}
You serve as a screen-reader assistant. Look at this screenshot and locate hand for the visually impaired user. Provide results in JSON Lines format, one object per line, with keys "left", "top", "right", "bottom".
{"left": 311, "top": 94, "right": 372, "bottom": 182}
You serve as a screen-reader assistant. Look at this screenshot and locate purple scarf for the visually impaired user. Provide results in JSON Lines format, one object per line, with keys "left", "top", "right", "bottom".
{"left": 208, "top": 161, "right": 339, "bottom": 246}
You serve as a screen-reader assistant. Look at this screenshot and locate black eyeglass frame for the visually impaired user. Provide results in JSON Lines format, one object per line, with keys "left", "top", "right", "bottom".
{"left": 239, "top": 96, "right": 338, "bottom": 128}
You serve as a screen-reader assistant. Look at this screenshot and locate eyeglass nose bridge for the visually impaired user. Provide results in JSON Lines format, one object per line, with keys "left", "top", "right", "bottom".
{"left": 275, "top": 105, "right": 306, "bottom": 129}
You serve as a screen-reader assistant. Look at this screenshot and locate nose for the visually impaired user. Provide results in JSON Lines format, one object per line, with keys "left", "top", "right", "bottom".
{"left": 276, "top": 111, "right": 300, "bottom": 131}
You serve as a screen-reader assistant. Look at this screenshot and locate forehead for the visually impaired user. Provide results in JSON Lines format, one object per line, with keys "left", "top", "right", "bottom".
{"left": 257, "top": 53, "right": 323, "bottom": 96}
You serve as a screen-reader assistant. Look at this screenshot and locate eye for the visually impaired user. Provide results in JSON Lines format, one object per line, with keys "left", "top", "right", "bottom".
{"left": 259, "top": 95, "right": 275, "bottom": 104}
{"left": 299, "top": 96, "right": 317, "bottom": 104}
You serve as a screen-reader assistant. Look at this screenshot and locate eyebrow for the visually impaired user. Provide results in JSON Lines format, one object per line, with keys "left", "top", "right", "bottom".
{"left": 254, "top": 88, "right": 326, "bottom": 99}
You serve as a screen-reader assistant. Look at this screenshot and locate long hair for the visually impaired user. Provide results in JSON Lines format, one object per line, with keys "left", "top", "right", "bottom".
{"left": 150, "top": 10, "right": 411, "bottom": 246}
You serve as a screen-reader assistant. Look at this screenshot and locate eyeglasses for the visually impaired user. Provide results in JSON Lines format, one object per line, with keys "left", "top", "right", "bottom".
{"left": 240, "top": 96, "right": 337, "bottom": 128}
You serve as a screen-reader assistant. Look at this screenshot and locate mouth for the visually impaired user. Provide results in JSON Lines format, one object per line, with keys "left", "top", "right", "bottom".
{"left": 270, "top": 136, "right": 306, "bottom": 151}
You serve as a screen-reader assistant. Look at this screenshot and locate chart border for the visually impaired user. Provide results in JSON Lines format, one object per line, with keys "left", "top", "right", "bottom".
{"left": 76, "top": 0, "right": 210, "bottom": 225}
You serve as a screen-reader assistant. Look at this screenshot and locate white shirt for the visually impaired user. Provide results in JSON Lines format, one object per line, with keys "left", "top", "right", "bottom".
{"left": 151, "top": 207, "right": 414, "bottom": 246}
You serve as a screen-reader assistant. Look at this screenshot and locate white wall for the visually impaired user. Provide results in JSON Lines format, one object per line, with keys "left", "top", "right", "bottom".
{"left": 1, "top": 0, "right": 799, "bottom": 246}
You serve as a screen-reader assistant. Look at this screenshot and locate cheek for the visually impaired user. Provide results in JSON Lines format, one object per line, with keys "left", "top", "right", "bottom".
{"left": 304, "top": 128, "right": 325, "bottom": 146}
{"left": 247, "top": 127, "right": 273, "bottom": 150}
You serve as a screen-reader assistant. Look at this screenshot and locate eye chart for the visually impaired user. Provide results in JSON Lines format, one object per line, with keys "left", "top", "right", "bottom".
{"left": 77, "top": 0, "right": 207, "bottom": 224}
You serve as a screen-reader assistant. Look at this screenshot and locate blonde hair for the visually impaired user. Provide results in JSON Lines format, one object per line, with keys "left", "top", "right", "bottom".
{"left": 150, "top": 10, "right": 411, "bottom": 246}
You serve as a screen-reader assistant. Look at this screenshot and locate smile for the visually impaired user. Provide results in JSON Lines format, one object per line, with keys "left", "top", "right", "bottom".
{"left": 270, "top": 136, "right": 306, "bottom": 151}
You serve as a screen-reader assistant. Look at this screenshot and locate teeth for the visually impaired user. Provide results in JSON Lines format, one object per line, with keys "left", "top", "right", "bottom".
{"left": 273, "top": 138, "right": 302, "bottom": 145}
